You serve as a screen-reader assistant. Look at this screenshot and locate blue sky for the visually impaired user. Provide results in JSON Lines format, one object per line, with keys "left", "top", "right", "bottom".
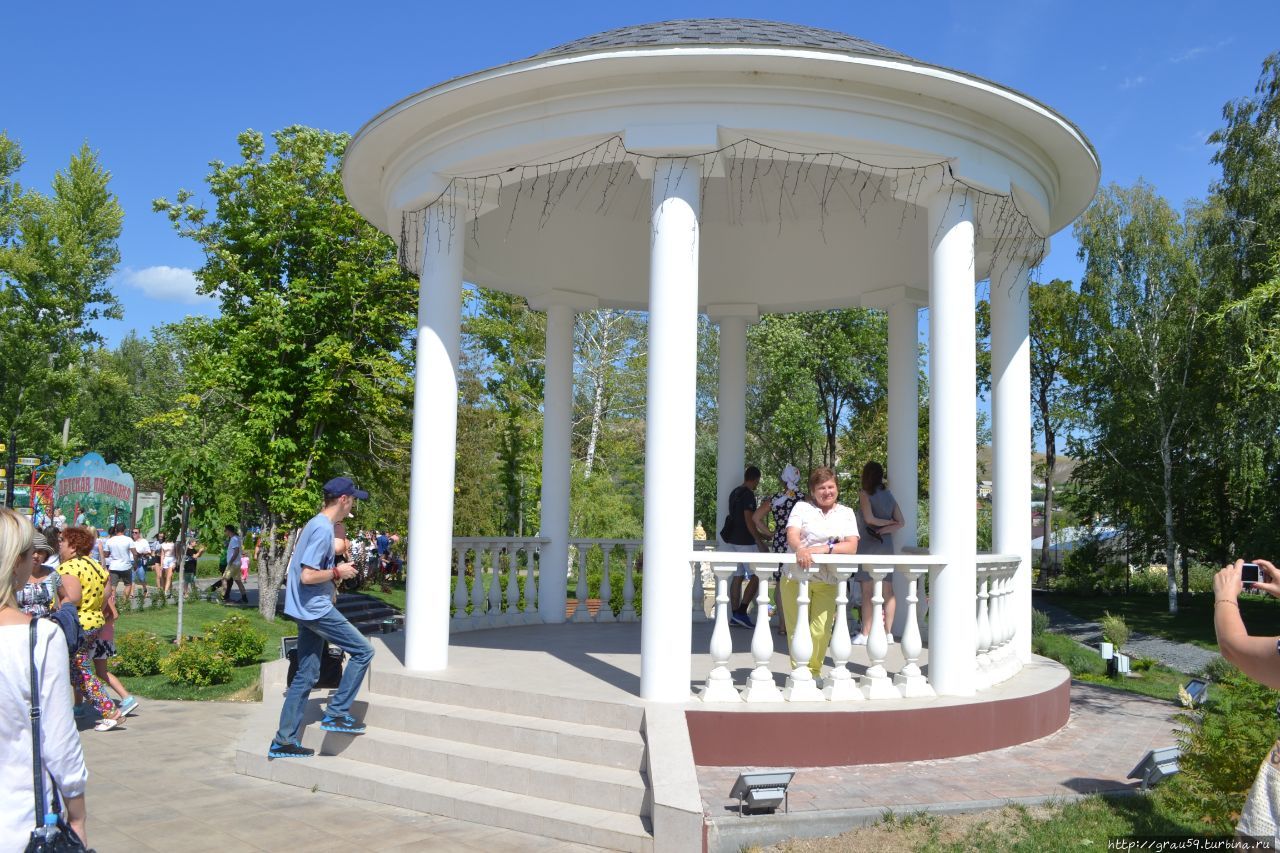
{"left": 3, "top": 1, "right": 1276, "bottom": 345}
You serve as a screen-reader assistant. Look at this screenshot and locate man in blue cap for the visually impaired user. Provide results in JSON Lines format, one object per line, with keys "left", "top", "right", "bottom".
{"left": 268, "top": 476, "right": 376, "bottom": 759}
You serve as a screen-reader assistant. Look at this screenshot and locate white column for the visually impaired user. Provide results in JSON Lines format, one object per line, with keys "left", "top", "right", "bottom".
{"left": 864, "top": 287, "right": 925, "bottom": 638}
{"left": 709, "top": 305, "right": 757, "bottom": 540}
{"left": 640, "top": 157, "right": 702, "bottom": 702}
{"left": 926, "top": 189, "right": 978, "bottom": 697}
{"left": 405, "top": 200, "right": 466, "bottom": 671}
{"left": 530, "top": 290, "right": 597, "bottom": 624}
{"left": 990, "top": 258, "right": 1034, "bottom": 663}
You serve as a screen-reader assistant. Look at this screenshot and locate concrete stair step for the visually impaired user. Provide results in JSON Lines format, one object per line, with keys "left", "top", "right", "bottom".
{"left": 368, "top": 668, "right": 644, "bottom": 731}
{"left": 350, "top": 692, "right": 645, "bottom": 770}
{"left": 301, "top": 725, "right": 648, "bottom": 813}
{"left": 237, "top": 751, "right": 653, "bottom": 852}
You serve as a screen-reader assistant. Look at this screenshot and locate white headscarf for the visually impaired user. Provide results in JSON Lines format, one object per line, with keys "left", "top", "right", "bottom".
{"left": 773, "top": 464, "right": 802, "bottom": 508}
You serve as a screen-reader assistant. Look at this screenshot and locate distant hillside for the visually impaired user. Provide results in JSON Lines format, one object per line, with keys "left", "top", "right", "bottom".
{"left": 976, "top": 446, "right": 1076, "bottom": 486}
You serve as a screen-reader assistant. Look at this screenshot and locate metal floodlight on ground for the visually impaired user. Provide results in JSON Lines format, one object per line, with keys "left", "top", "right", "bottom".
{"left": 729, "top": 770, "right": 795, "bottom": 816}
{"left": 1128, "top": 746, "right": 1181, "bottom": 791}
{"left": 1183, "top": 678, "right": 1209, "bottom": 705}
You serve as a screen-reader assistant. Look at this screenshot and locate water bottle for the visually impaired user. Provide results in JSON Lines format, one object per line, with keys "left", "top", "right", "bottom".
{"left": 35, "top": 812, "right": 59, "bottom": 842}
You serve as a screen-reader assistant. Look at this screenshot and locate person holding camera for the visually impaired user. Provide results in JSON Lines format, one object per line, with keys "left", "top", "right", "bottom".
{"left": 1214, "top": 558, "right": 1280, "bottom": 842}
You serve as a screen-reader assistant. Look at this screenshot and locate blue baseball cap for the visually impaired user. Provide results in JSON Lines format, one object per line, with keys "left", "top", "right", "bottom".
{"left": 322, "top": 476, "right": 369, "bottom": 500}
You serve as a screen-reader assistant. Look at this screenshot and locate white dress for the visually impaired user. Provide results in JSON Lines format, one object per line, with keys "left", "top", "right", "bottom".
{"left": 0, "top": 619, "right": 88, "bottom": 846}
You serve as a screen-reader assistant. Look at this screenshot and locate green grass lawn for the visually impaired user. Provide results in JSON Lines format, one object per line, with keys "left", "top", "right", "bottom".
{"left": 765, "top": 795, "right": 1204, "bottom": 852}
{"left": 1042, "top": 590, "right": 1279, "bottom": 651}
{"left": 111, "top": 599, "right": 297, "bottom": 702}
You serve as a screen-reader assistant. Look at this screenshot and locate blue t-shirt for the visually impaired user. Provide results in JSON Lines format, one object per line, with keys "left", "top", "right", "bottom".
{"left": 283, "top": 514, "right": 336, "bottom": 620}
{"left": 375, "top": 534, "right": 389, "bottom": 556}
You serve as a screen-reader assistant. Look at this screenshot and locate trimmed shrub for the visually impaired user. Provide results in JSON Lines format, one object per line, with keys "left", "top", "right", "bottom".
{"left": 202, "top": 614, "right": 267, "bottom": 666}
{"left": 1099, "top": 611, "right": 1130, "bottom": 650}
{"left": 158, "top": 639, "right": 233, "bottom": 686}
{"left": 1033, "top": 632, "right": 1106, "bottom": 676}
{"left": 112, "top": 631, "right": 167, "bottom": 676}
{"left": 1031, "top": 608, "right": 1050, "bottom": 638}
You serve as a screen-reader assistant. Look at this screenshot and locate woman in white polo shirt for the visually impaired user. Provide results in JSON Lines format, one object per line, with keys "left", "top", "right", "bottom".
{"left": 783, "top": 467, "right": 860, "bottom": 680}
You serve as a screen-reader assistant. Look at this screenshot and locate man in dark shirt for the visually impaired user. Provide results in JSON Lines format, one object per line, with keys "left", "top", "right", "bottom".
{"left": 719, "top": 466, "right": 765, "bottom": 627}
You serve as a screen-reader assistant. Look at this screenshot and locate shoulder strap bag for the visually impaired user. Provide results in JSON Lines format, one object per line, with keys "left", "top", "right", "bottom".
{"left": 25, "top": 619, "right": 90, "bottom": 852}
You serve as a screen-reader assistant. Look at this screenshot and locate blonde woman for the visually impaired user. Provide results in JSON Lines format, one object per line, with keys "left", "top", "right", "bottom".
{"left": 0, "top": 508, "right": 89, "bottom": 845}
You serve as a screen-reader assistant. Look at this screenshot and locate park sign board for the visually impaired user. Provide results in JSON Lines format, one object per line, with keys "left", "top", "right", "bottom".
{"left": 54, "top": 453, "right": 135, "bottom": 528}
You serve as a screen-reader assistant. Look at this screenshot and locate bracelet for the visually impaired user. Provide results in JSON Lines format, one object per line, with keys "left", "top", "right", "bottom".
{"left": 332, "top": 567, "right": 340, "bottom": 583}
{"left": 1215, "top": 599, "right": 1239, "bottom": 607}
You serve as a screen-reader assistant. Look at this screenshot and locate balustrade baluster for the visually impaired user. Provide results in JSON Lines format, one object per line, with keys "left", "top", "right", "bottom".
{"left": 521, "top": 545, "right": 540, "bottom": 624}
{"left": 503, "top": 543, "right": 520, "bottom": 624}
{"left": 974, "top": 567, "right": 993, "bottom": 689}
{"left": 453, "top": 544, "right": 470, "bottom": 625}
{"left": 894, "top": 566, "right": 935, "bottom": 696}
{"left": 701, "top": 565, "right": 743, "bottom": 702}
{"left": 619, "top": 545, "right": 638, "bottom": 622}
{"left": 741, "top": 566, "right": 783, "bottom": 702}
{"left": 488, "top": 543, "right": 504, "bottom": 625}
{"left": 783, "top": 575, "right": 823, "bottom": 701}
{"left": 572, "top": 542, "right": 592, "bottom": 622}
{"left": 861, "top": 567, "right": 902, "bottom": 698}
{"left": 823, "top": 569, "right": 862, "bottom": 701}
{"left": 596, "top": 543, "right": 616, "bottom": 622}
{"left": 470, "top": 542, "right": 488, "bottom": 624}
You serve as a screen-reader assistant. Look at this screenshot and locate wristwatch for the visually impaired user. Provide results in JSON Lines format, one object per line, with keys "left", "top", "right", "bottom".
{"left": 827, "top": 538, "right": 836, "bottom": 554}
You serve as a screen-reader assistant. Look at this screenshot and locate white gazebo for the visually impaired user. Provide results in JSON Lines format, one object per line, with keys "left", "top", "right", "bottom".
{"left": 342, "top": 19, "right": 1099, "bottom": 704}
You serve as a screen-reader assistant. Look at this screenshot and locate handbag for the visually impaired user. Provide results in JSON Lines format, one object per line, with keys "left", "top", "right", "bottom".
{"left": 25, "top": 620, "right": 91, "bottom": 852}
{"left": 285, "top": 642, "right": 346, "bottom": 689}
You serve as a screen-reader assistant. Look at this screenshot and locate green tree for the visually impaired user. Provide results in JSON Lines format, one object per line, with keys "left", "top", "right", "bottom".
{"left": 1028, "top": 280, "right": 1087, "bottom": 577}
{"left": 1073, "top": 182, "right": 1205, "bottom": 613}
{"left": 0, "top": 135, "right": 123, "bottom": 480}
{"left": 154, "top": 126, "right": 416, "bottom": 620}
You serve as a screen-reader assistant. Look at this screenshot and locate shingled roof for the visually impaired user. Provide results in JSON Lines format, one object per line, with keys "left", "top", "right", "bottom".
{"left": 536, "top": 19, "right": 911, "bottom": 62}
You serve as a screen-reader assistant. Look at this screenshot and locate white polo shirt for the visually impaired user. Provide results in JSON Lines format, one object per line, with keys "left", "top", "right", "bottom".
{"left": 786, "top": 500, "right": 859, "bottom": 583}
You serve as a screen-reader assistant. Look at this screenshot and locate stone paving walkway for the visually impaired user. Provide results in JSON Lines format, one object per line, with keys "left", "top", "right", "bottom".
{"left": 697, "top": 680, "right": 1181, "bottom": 817}
{"left": 79, "top": 698, "right": 601, "bottom": 852}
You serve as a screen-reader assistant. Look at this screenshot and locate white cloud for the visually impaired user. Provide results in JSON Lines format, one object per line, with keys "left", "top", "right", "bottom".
{"left": 119, "top": 265, "right": 213, "bottom": 305}
{"left": 1170, "top": 39, "right": 1232, "bottom": 64}
{"left": 1119, "top": 75, "right": 1147, "bottom": 90}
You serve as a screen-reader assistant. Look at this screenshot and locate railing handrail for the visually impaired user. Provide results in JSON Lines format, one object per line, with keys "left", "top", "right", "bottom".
{"left": 687, "top": 550, "right": 948, "bottom": 567}
{"left": 452, "top": 536, "right": 550, "bottom": 545}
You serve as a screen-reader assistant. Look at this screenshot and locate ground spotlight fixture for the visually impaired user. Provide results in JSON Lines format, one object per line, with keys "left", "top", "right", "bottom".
{"left": 1183, "top": 678, "right": 1208, "bottom": 705}
{"left": 729, "top": 770, "right": 795, "bottom": 816}
{"left": 1127, "top": 746, "right": 1180, "bottom": 791}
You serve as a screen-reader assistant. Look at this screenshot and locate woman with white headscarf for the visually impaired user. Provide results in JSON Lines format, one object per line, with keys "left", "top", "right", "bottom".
{"left": 753, "top": 464, "right": 807, "bottom": 636}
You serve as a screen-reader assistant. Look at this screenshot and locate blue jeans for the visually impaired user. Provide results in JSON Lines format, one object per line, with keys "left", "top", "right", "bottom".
{"left": 134, "top": 558, "right": 148, "bottom": 582}
{"left": 273, "top": 607, "right": 375, "bottom": 746}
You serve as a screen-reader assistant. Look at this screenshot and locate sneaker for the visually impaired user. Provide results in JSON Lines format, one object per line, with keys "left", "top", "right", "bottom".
{"left": 886, "top": 634, "right": 896, "bottom": 645}
{"left": 119, "top": 696, "right": 140, "bottom": 716}
{"left": 852, "top": 633, "right": 868, "bottom": 646}
{"left": 728, "top": 612, "right": 748, "bottom": 628}
{"left": 94, "top": 717, "right": 120, "bottom": 732}
{"left": 740, "top": 612, "right": 756, "bottom": 629}
{"left": 268, "top": 741, "right": 315, "bottom": 759}
{"left": 320, "top": 713, "right": 366, "bottom": 735}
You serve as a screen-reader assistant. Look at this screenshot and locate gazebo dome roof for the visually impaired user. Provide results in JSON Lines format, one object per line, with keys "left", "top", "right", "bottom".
{"left": 535, "top": 19, "right": 911, "bottom": 62}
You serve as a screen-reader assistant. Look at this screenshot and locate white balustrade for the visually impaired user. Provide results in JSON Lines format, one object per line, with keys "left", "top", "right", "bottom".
{"left": 448, "top": 537, "right": 548, "bottom": 633}
{"left": 596, "top": 545, "right": 617, "bottom": 623}
{"left": 894, "top": 567, "right": 934, "bottom": 696}
{"left": 452, "top": 544, "right": 469, "bottom": 620}
{"left": 823, "top": 569, "right": 863, "bottom": 701}
{"left": 861, "top": 567, "right": 903, "bottom": 699}
{"left": 741, "top": 566, "right": 783, "bottom": 702}
{"left": 974, "top": 565, "right": 994, "bottom": 689}
{"left": 783, "top": 575, "right": 824, "bottom": 701}
{"left": 571, "top": 543, "right": 592, "bottom": 623}
{"left": 701, "top": 565, "right": 744, "bottom": 702}
{"left": 619, "top": 544, "right": 638, "bottom": 622}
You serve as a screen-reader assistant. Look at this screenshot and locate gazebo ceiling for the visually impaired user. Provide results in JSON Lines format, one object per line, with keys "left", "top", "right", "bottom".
{"left": 343, "top": 19, "right": 1100, "bottom": 311}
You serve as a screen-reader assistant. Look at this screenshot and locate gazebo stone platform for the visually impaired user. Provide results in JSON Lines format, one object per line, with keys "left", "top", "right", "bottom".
{"left": 236, "top": 622, "right": 1069, "bottom": 852}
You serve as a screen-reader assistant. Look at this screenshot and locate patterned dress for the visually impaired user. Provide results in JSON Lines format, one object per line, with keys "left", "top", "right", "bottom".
{"left": 768, "top": 490, "right": 807, "bottom": 553}
{"left": 58, "top": 556, "right": 116, "bottom": 717}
